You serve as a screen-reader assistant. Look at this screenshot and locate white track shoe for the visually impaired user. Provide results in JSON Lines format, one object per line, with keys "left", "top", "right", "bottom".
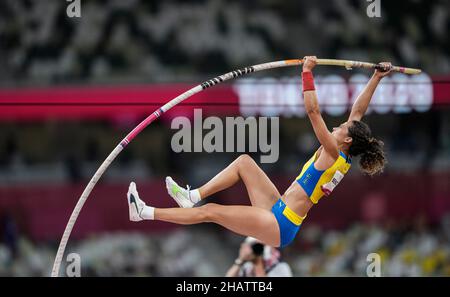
{"left": 165, "top": 176, "right": 194, "bottom": 208}
{"left": 127, "top": 182, "right": 146, "bottom": 221}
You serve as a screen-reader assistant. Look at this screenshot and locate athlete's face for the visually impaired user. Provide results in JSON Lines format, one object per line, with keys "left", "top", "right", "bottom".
{"left": 332, "top": 121, "right": 353, "bottom": 145}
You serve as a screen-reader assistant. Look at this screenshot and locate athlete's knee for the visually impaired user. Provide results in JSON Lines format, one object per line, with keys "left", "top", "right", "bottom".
{"left": 199, "top": 203, "right": 221, "bottom": 222}
{"left": 236, "top": 154, "right": 256, "bottom": 169}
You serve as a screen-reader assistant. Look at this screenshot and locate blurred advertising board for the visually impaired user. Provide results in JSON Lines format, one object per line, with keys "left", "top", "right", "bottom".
{"left": 0, "top": 73, "right": 443, "bottom": 122}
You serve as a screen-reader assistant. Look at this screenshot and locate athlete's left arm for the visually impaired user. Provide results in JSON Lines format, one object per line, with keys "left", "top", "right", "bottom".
{"left": 302, "top": 56, "right": 339, "bottom": 159}
{"left": 348, "top": 62, "right": 393, "bottom": 122}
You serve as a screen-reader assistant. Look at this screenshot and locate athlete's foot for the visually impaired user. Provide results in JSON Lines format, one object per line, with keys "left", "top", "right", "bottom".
{"left": 127, "top": 182, "right": 153, "bottom": 221}
{"left": 165, "top": 176, "right": 195, "bottom": 208}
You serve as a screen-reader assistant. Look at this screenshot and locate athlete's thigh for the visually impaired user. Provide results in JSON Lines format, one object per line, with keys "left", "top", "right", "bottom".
{"left": 208, "top": 203, "right": 280, "bottom": 247}
{"left": 239, "top": 156, "right": 281, "bottom": 209}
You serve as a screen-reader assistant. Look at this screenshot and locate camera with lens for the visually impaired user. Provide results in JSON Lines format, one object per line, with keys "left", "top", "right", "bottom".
{"left": 250, "top": 242, "right": 264, "bottom": 256}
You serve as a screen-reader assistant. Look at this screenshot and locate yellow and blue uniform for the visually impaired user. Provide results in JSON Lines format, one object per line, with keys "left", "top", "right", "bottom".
{"left": 271, "top": 150, "right": 351, "bottom": 248}
{"left": 296, "top": 150, "right": 352, "bottom": 204}
{"left": 271, "top": 199, "right": 305, "bottom": 248}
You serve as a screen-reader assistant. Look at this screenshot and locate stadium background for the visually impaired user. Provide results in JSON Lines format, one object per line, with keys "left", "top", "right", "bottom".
{"left": 0, "top": 0, "right": 449, "bottom": 276}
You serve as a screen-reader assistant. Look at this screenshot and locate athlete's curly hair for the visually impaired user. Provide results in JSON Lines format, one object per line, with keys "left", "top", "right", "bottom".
{"left": 348, "top": 120, "right": 386, "bottom": 176}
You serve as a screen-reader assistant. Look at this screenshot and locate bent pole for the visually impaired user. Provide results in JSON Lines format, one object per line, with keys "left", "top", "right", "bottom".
{"left": 51, "top": 58, "right": 421, "bottom": 276}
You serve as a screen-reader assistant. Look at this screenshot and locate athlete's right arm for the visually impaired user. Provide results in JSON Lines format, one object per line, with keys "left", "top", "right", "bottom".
{"left": 348, "top": 62, "right": 392, "bottom": 121}
{"left": 302, "top": 56, "right": 339, "bottom": 159}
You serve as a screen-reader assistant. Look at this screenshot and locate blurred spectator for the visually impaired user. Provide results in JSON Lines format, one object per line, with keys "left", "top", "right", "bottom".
{"left": 0, "top": 0, "right": 449, "bottom": 87}
{"left": 226, "top": 237, "right": 292, "bottom": 277}
{"left": 0, "top": 215, "right": 449, "bottom": 276}
{"left": 1, "top": 214, "right": 19, "bottom": 258}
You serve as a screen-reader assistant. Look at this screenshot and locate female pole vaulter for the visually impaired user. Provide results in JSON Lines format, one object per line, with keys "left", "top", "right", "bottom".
{"left": 126, "top": 56, "right": 391, "bottom": 248}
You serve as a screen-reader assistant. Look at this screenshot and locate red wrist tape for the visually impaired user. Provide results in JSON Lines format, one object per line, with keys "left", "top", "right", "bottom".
{"left": 302, "top": 71, "right": 315, "bottom": 92}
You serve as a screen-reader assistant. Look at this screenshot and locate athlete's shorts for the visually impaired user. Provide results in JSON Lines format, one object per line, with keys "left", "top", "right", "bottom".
{"left": 271, "top": 198, "right": 304, "bottom": 248}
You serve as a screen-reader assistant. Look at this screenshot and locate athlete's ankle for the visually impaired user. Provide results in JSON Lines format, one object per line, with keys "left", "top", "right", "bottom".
{"left": 189, "top": 189, "right": 201, "bottom": 204}
{"left": 141, "top": 205, "right": 155, "bottom": 220}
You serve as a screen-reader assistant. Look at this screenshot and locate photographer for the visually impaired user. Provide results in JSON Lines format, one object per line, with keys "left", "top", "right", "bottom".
{"left": 225, "top": 237, "right": 293, "bottom": 277}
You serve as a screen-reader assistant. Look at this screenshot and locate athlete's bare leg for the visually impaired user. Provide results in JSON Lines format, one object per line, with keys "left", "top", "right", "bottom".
{"left": 128, "top": 181, "right": 281, "bottom": 246}
{"left": 155, "top": 203, "right": 281, "bottom": 246}
{"left": 197, "top": 154, "right": 281, "bottom": 209}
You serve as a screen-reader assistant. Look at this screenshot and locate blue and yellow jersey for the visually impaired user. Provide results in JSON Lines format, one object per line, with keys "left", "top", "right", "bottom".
{"left": 296, "top": 150, "right": 351, "bottom": 204}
